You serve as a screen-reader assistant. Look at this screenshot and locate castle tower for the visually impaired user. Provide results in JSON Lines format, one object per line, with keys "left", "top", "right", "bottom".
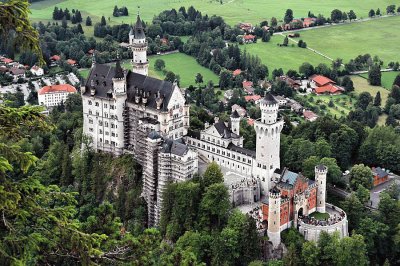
{"left": 129, "top": 13, "right": 148, "bottom": 76}
{"left": 230, "top": 110, "right": 241, "bottom": 136}
{"left": 253, "top": 93, "right": 284, "bottom": 193}
{"left": 112, "top": 54, "right": 127, "bottom": 153}
{"left": 268, "top": 187, "right": 281, "bottom": 248}
{"left": 315, "top": 165, "right": 328, "bottom": 213}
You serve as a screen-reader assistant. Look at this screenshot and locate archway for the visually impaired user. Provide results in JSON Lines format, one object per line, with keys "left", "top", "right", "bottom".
{"left": 298, "top": 207, "right": 304, "bottom": 218}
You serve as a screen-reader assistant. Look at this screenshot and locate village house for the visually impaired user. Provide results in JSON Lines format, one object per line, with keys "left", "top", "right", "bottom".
{"left": 244, "top": 94, "right": 262, "bottom": 104}
{"left": 287, "top": 99, "right": 303, "bottom": 113}
{"left": 233, "top": 69, "right": 242, "bottom": 77}
{"left": 310, "top": 75, "right": 345, "bottom": 95}
{"left": 243, "top": 34, "right": 256, "bottom": 44}
{"left": 303, "top": 17, "right": 316, "bottom": 27}
{"left": 30, "top": 65, "right": 44, "bottom": 76}
{"left": 224, "top": 89, "right": 234, "bottom": 101}
{"left": 277, "top": 75, "right": 301, "bottom": 90}
{"left": 9, "top": 67, "right": 26, "bottom": 81}
{"left": 303, "top": 110, "right": 319, "bottom": 122}
{"left": 231, "top": 104, "right": 247, "bottom": 117}
{"left": 67, "top": 59, "right": 78, "bottom": 67}
{"left": 242, "top": 80, "right": 254, "bottom": 94}
{"left": 50, "top": 55, "right": 61, "bottom": 67}
{"left": 239, "top": 22, "right": 254, "bottom": 33}
{"left": 0, "top": 57, "right": 13, "bottom": 66}
{"left": 274, "top": 95, "right": 288, "bottom": 106}
{"left": 372, "top": 167, "right": 389, "bottom": 187}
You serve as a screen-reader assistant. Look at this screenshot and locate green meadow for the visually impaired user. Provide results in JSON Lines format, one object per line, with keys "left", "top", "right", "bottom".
{"left": 292, "top": 16, "right": 400, "bottom": 66}
{"left": 30, "top": 0, "right": 398, "bottom": 26}
{"left": 351, "top": 76, "right": 389, "bottom": 106}
{"left": 360, "top": 71, "right": 399, "bottom": 89}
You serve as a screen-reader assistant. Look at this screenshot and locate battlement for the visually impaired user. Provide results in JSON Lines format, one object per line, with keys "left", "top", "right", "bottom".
{"left": 269, "top": 187, "right": 281, "bottom": 199}
{"left": 315, "top": 164, "right": 328, "bottom": 174}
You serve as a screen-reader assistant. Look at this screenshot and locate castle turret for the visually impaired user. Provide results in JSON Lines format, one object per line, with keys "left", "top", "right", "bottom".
{"left": 315, "top": 165, "right": 328, "bottom": 213}
{"left": 129, "top": 13, "right": 148, "bottom": 76}
{"left": 230, "top": 110, "right": 241, "bottom": 136}
{"left": 253, "top": 93, "right": 284, "bottom": 193}
{"left": 268, "top": 187, "right": 281, "bottom": 247}
{"left": 112, "top": 53, "right": 126, "bottom": 95}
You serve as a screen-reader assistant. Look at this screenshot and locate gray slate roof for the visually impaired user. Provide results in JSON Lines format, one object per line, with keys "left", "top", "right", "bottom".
{"left": 84, "top": 63, "right": 175, "bottom": 111}
{"left": 373, "top": 167, "right": 387, "bottom": 178}
{"left": 160, "top": 139, "right": 188, "bottom": 156}
{"left": 214, "top": 121, "right": 239, "bottom": 139}
{"left": 227, "top": 143, "right": 256, "bottom": 158}
{"left": 231, "top": 110, "right": 240, "bottom": 118}
{"left": 261, "top": 93, "right": 278, "bottom": 105}
{"left": 132, "top": 15, "right": 145, "bottom": 39}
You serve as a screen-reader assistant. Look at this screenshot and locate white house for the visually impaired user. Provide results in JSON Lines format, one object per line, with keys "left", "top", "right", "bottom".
{"left": 38, "top": 84, "right": 77, "bottom": 107}
{"left": 30, "top": 65, "right": 44, "bottom": 76}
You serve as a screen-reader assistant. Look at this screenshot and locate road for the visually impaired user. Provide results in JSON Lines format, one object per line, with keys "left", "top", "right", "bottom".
{"left": 370, "top": 175, "right": 400, "bottom": 208}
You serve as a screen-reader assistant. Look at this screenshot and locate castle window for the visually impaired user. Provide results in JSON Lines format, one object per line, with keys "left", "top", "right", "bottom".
{"left": 96, "top": 111, "right": 99, "bottom": 116}
{"left": 104, "top": 103, "right": 107, "bottom": 108}
{"left": 105, "top": 131, "right": 109, "bottom": 136}
{"left": 105, "top": 113, "right": 108, "bottom": 118}
{"left": 105, "top": 140, "right": 109, "bottom": 144}
{"left": 111, "top": 123, "right": 115, "bottom": 128}
{"left": 95, "top": 102, "right": 99, "bottom": 107}
{"left": 89, "top": 128, "right": 93, "bottom": 132}
{"left": 111, "top": 132, "right": 115, "bottom": 137}
{"left": 88, "top": 100, "right": 92, "bottom": 105}
{"left": 99, "top": 138, "right": 102, "bottom": 142}
{"left": 105, "top": 122, "right": 108, "bottom": 127}
{"left": 89, "top": 110, "right": 92, "bottom": 115}
{"left": 89, "top": 118, "right": 93, "bottom": 124}
{"left": 99, "top": 129, "right": 103, "bottom": 134}
{"left": 99, "top": 120, "right": 103, "bottom": 126}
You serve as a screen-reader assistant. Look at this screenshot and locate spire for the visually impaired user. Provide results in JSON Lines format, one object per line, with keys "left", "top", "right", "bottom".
{"left": 231, "top": 110, "right": 240, "bottom": 119}
{"left": 133, "top": 8, "right": 145, "bottom": 39}
{"left": 114, "top": 51, "right": 124, "bottom": 79}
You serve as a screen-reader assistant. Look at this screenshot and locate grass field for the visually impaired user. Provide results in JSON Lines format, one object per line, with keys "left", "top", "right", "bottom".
{"left": 241, "top": 34, "right": 331, "bottom": 74}
{"left": 293, "top": 16, "right": 400, "bottom": 66}
{"left": 351, "top": 75, "right": 389, "bottom": 106}
{"left": 360, "top": 71, "right": 399, "bottom": 89}
{"left": 302, "top": 94, "right": 355, "bottom": 118}
{"left": 30, "top": 0, "right": 398, "bottom": 26}
{"left": 310, "top": 212, "right": 330, "bottom": 220}
{"left": 119, "top": 53, "right": 218, "bottom": 88}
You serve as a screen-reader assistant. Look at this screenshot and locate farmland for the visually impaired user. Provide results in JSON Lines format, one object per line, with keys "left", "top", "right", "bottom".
{"left": 30, "top": 0, "right": 398, "bottom": 26}
{"left": 292, "top": 16, "right": 400, "bottom": 66}
{"left": 300, "top": 94, "right": 355, "bottom": 118}
{"left": 241, "top": 34, "right": 331, "bottom": 74}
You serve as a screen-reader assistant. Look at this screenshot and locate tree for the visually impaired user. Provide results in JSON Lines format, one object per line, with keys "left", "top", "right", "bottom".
{"left": 356, "top": 92, "right": 373, "bottom": 110}
{"left": 355, "top": 184, "right": 370, "bottom": 204}
{"left": 219, "top": 70, "right": 232, "bottom": 89}
{"left": 100, "top": 15, "right": 106, "bottom": 26}
{"left": 195, "top": 73, "right": 204, "bottom": 85}
{"left": 368, "top": 9, "right": 375, "bottom": 17}
{"left": 374, "top": 91, "right": 381, "bottom": 106}
{"left": 283, "top": 36, "right": 289, "bottom": 46}
{"left": 393, "top": 74, "right": 400, "bottom": 87}
{"left": 331, "top": 9, "right": 343, "bottom": 23}
{"left": 386, "top": 5, "right": 396, "bottom": 14}
{"left": 376, "top": 8, "right": 381, "bottom": 16}
{"left": 262, "top": 31, "right": 271, "bottom": 42}
{"left": 299, "top": 62, "right": 315, "bottom": 77}
{"left": 284, "top": 9, "right": 294, "bottom": 24}
{"left": 199, "top": 183, "right": 230, "bottom": 230}
{"left": 86, "top": 16, "right": 92, "bottom": 26}
{"left": 164, "top": 71, "right": 176, "bottom": 83}
{"left": 154, "top": 59, "right": 166, "bottom": 71}
{"left": 368, "top": 64, "right": 381, "bottom": 85}
{"left": 302, "top": 241, "right": 320, "bottom": 266}
{"left": 335, "top": 234, "right": 368, "bottom": 266}
{"left": 270, "top": 17, "right": 278, "bottom": 27}
{"left": 342, "top": 11, "right": 348, "bottom": 21}
{"left": 202, "top": 162, "right": 224, "bottom": 188}
{"left": 341, "top": 193, "right": 365, "bottom": 229}
{"left": 77, "top": 23, "right": 84, "bottom": 34}
{"left": 0, "top": 1, "right": 43, "bottom": 65}
{"left": 349, "top": 164, "right": 373, "bottom": 190}
{"left": 348, "top": 10, "right": 357, "bottom": 21}
{"left": 341, "top": 76, "right": 354, "bottom": 92}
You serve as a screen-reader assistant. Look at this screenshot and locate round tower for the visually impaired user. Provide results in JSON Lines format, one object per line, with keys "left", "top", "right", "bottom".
{"left": 267, "top": 187, "right": 281, "bottom": 248}
{"left": 230, "top": 110, "right": 241, "bottom": 136}
{"left": 253, "top": 93, "right": 284, "bottom": 193}
{"left": 315, "top": 165, "right": 328, "bottom": 213}
{"left": 129, "top": 13, "right": 148, "bottom": 76}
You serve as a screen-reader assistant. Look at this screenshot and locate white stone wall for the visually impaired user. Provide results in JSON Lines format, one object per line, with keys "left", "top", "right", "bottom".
{"left": 39, "top": 91, "right": 74, "bottom": 107}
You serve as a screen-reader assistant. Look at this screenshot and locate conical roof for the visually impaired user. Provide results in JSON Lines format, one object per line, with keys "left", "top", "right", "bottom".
{"left": 133, "top": 15, "right": 145, "bottom": 39}
{"left": 231, "top": 110, "right": 240, "bottom": 118}
{"left": 114, "top": 60, "right": 124, "bottom": 79}
{"left": 262, "top": 92, "right": 278, "bottom": 105}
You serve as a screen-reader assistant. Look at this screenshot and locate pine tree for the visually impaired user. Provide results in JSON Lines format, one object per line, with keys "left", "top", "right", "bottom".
{"left": 53, "top": 6, "right": 59, "bottom": 20}
{"left": 368, "top": 64, "right": 381, "bottom": 86}
{"left": 62, "top": 16, "right": 68, "bottom": 28}
{"left": 77, "top": 23, "right": 84, "bottom": 34}
{"left": 283, "top": 36, "right": 289, "bottom": 46}
{"left": 113, "top": 5, "right": 119, "bottom": 17}
{"left": 374, "top": 91, "right": 381, "bottom": 106}
{"left": 86, "top": 16, "right": 92, "bottom": 26}
{"left": 101, "top": 15, "right": 106, "bottom": 26}
{"left": 368, "top": 9, "right": 375, "bottom": 17}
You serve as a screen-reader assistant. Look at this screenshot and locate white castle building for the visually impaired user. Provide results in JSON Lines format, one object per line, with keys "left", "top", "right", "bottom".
{"left": 81, "top": 15, "right": 197, "bottom": 226}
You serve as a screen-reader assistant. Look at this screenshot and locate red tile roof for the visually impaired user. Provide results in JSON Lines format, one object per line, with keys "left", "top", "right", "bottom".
{"left": 244, "top": 95, "right": 262, "bottom": 102}
{"left": 247, "top": 118, "right": 254, "bottom": 126}
{"left": 315, "top": 84, "right": 344, "bottom": 94}
{"left": 67, "top": 59, "right": 77, "bottom": 65}
{"left": 39, "top": 84, "right": 77, "bottom": 95}
{"left": 233, "top": 69, "right": 242, "bottom": 76}
{"left": 243, "top": 34, "right": 255, "bottom": 40}
{"left": 310, "top": 75, "right": 335, "bottom": 86}
{"left": 1, "top": 58, "right": 13, "bottom": 64}
{"left": 242, "top": 80, "right": 253, "bottom": 88}
{"left": 50, "top": 55, "right": 61, "bottom": 61}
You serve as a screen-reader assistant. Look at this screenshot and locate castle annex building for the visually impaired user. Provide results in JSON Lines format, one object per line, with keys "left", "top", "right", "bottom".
{"left": 81, "top": 15, "right": 197, "bottom": 226}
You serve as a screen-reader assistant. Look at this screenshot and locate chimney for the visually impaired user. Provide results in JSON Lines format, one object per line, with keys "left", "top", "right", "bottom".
{"left": 214, "top": 117, "right": 219, "bottom": 124}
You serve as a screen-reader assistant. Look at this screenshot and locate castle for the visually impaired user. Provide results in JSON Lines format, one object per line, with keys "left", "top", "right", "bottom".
{"left": 81, "top": 13, "right": 347, "bottom": 245}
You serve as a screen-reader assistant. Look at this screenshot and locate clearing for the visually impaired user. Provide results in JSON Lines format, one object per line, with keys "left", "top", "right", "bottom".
{"left": 360, "top": 71, "right": 399, "bottom": 89}
{"left": 351, "top": 75, "right": 389, "bottom": 106}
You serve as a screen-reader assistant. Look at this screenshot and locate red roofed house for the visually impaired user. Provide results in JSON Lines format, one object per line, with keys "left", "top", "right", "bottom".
{"left": 277, "top": 75, "right": 301, "bottom": 89}
{"left": 239, "top": 22, "right": 254, "bottom": 33}
{"left": 310, "top": 75, "right": 344, "bottom": 95}
{"left": 303, "top": 110, "right": 318, "bottom": 122}
{"left": 244, "top": 95, "right": 262, "bottom": 103}
{"left": 233, "top": 69, "right": 242, "bottom": 76}
{"left": 9, "top": 67, "right": 26, "bottom": 81}
{"left": 0, "top": 57, "right": 13, "bottom": 65}
{"left": 303, "top": 18, "right": 316, "bottom": 27}
{"left": 50, "top": 55, "right": 61, "bottom": 61}
{"left": 243, "top": 34, "right": 256, "bottom": 44}
{"left": 242, "top": 80, "right": 254, "bottom": 94}
{"left": 67, "top": 59, "right": 77, "bottom": 67}
{"left": 38, "top": 84, "right": 77, "bottom": 107}
{"left": 231, "top": 104, "right": 247, "bottom": 117}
